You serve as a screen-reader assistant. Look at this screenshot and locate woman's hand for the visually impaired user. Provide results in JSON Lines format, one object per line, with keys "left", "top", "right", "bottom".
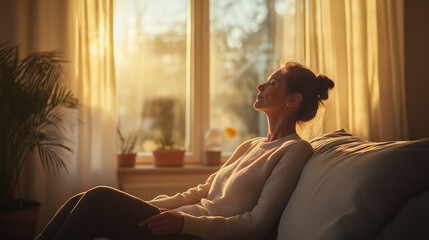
{"left": 139, "top": 210, "right": 184, "bottom": 235}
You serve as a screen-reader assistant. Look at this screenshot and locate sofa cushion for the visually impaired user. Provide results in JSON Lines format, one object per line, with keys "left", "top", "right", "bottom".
{"left": 376, "top": 190, "right": 429, "bottom": 239}
{"left": 277, "top": 129, "right": 429, "bottom": 240}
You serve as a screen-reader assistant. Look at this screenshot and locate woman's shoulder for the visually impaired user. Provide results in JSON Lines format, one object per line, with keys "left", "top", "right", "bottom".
{"left": 280, "top": 137, "right": 313, "bottom": 155}
{"left": 220, "top": 137, "right": 265, "bottom": 167}
{"left": 242, "top": 137, "right": 265, "bottom": 146}
{"left": 234, "top": 137, "right": 265, "bottom": 152}
{"left": 229, "top": 137, "right": 265, "bottom": 156}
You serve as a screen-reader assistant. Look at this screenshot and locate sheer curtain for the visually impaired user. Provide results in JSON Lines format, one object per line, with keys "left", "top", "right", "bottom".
{"left": 0, "top": 0, "right": 117, "bottom": 233}
{"left": 72, "top": 0, "right": 117, "bottom": 189}
{"left": 293, "top": 0, "right": 408, "bottom": 141}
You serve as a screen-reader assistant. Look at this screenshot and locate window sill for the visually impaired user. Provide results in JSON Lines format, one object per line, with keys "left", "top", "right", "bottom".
{"left": 134, "top": 152, "right": 232, "bottom": 165}
{"left": 117, "top": 164, "right": 220, "bottom": 174}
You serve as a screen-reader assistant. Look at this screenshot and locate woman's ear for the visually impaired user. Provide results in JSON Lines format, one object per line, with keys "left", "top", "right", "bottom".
{"left": 286, "top": 93, "right": 303, "bottom": 108}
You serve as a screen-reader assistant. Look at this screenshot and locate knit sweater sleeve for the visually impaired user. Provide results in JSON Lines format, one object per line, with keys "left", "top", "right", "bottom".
{"left": 180, "top": 140, "right": 313, "bottom": 240}
{"left": 148, "top": 139, "right": 258, "bottom": 209}
{"left": 147, "top": 173, "right": 215, "bottom": 209}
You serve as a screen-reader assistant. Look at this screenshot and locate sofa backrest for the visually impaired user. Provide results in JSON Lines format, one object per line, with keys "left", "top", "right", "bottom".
{"left": 277, "top": 129, "right": 429, "bottom": 240}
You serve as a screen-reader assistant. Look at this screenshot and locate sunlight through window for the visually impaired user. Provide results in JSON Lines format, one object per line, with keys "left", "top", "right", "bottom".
{"left": 114, "top": 0, "right": 188, "bottom": 153}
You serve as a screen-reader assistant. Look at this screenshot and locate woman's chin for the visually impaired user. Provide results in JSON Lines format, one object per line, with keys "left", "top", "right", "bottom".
{"left": 253, "top": 102, "right": 260, "bottom": 109}
{"left": 253, "top": 102, "right": 264, "bottom": 111}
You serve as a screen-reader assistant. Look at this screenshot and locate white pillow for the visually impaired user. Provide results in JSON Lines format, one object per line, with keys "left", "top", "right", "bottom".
{"left": 277, "top": 129, "right": 429, "bottom": 240}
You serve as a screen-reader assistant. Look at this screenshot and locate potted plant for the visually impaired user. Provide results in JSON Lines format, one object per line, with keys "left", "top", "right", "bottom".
{"left": 152, "top": 133, "right": 185, "bottom": 167}
{"left": 117, "top": 128, "right": 139, "bottom": 167}
{"left": 0, "top": 43, "right": 78, "bottom": 239}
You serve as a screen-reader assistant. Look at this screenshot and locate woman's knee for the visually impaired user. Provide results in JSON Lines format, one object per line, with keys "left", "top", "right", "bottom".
{"left": 61, "top": 193, "right": 84, "bottom": 209}
{"left": 69, "top": 193, "right": 84, "bottom": 203}
{"left": 83, "top": 186, "right": 120, "bottom": 201}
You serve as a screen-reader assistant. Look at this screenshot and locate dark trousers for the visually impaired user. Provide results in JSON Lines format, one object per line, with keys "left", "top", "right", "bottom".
{"left": 35, "top": 186, "right": 200, "bottom": 240}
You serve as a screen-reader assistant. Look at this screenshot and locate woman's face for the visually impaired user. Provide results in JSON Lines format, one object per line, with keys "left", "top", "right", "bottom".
{"left": 254, "top": 69, "right": 289, "bottom": 114}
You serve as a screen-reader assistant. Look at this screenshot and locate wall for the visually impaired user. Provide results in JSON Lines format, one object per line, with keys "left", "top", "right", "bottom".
{"left": 404, "top": 0, "right": 429, "bottom": 140}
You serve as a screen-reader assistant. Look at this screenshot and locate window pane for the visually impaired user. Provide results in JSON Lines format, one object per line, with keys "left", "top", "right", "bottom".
{"left": 114, "top": 0, "right": 188, "bottom": 152}
{"left": 210, "top": 0, "right": 296, "bottom": 152}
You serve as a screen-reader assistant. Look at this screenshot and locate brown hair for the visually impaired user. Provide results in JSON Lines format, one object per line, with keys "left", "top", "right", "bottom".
{"left": 280, "top": 62, "right": 335, "bottom": 122}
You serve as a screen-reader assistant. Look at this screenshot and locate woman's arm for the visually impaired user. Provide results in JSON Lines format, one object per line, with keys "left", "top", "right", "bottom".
{"left": 148, "top": 174, "right": 215, "bottom": 209}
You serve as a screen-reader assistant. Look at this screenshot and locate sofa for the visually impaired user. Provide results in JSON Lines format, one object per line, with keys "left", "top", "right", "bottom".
{"left": 277, "top": 129, "right": 429, "bottom": 240}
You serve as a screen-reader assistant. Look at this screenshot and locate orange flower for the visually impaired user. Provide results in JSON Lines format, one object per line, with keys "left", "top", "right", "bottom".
{"left": 224, "top": 127, "right": 237, "bottom": 138}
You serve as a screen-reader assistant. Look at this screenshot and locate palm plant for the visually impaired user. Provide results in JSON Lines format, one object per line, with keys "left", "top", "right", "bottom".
{"left": 0, "top": 43, "right": 78, "bottom": 210}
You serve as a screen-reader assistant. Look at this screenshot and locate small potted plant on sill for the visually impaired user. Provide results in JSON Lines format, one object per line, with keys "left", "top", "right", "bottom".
{"left": 117, "top": 128, "right": 139, "bottom": 168}
{"left": 152, "top": 133, "right": 185, "bottom": 167}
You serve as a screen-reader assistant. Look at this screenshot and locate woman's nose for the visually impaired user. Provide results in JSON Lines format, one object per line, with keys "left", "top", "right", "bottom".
{"left": 257, "top": 83, "right": 264, "bottom": 92}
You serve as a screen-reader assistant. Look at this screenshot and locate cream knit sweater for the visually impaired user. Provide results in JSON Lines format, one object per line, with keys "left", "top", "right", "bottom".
{"left": 149, "top": 134, "right": 313, "bottom": 240}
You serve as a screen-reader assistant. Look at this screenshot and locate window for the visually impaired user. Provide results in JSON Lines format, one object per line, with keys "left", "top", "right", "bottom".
{"left": 114, "top": 0, "right": 296, "bottom": 163}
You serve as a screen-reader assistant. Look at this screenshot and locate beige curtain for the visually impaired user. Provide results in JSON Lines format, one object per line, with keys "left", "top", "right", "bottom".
{"left": 0, "top": 0, "right": 117, "bottom": 233}
{"left": 72, "top": 0, "right": 117, "bottom": 189}
{"left": 294, "top": 0, "right": 408, "bottom": 141}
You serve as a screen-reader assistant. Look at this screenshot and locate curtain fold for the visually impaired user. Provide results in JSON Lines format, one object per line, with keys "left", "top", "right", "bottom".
{"left": 295, "top": 0, "right": 408, "bottom": 141}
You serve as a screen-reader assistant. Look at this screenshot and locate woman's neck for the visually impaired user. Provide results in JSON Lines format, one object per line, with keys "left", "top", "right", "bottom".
{"left": 265, "top": 113, "right": 297, "bottom": 142}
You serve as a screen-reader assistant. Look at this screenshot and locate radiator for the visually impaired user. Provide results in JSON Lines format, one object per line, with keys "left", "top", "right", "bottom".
{"left": 123, "top": 182, "right": 192, "bottom": 200}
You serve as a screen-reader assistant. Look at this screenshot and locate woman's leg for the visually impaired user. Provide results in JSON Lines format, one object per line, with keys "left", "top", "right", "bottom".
{"left": 35, "top": 193, "right": 84, "bottom": 240}
{"left": 46, "top": 186, "right": 200, "bottom": 240}
{"left": 50, "top": 186, "right": 160, "bottom": 240}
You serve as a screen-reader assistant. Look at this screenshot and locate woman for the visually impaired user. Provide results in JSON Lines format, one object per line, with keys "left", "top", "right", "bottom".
{"left": 35, "top": 61, "right": 334, "bottom": 240}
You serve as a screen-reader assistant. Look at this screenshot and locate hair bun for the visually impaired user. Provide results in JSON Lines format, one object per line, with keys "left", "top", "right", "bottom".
{"left": 316, "top": 74, "right": 335, "bottom": 100}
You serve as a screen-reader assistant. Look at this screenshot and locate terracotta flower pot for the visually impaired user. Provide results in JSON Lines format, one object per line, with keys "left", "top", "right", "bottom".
{"left": 153, "top": 149, "right": 185, "bottom": 167}
{"left": 203, "top": 151, "right": 221, "bottom": 166}
{"left": 0, "top": 199, "right": 41, "bottom": 240}
{"left": 117, "top": 153, "right": 137, "bottom": 168}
